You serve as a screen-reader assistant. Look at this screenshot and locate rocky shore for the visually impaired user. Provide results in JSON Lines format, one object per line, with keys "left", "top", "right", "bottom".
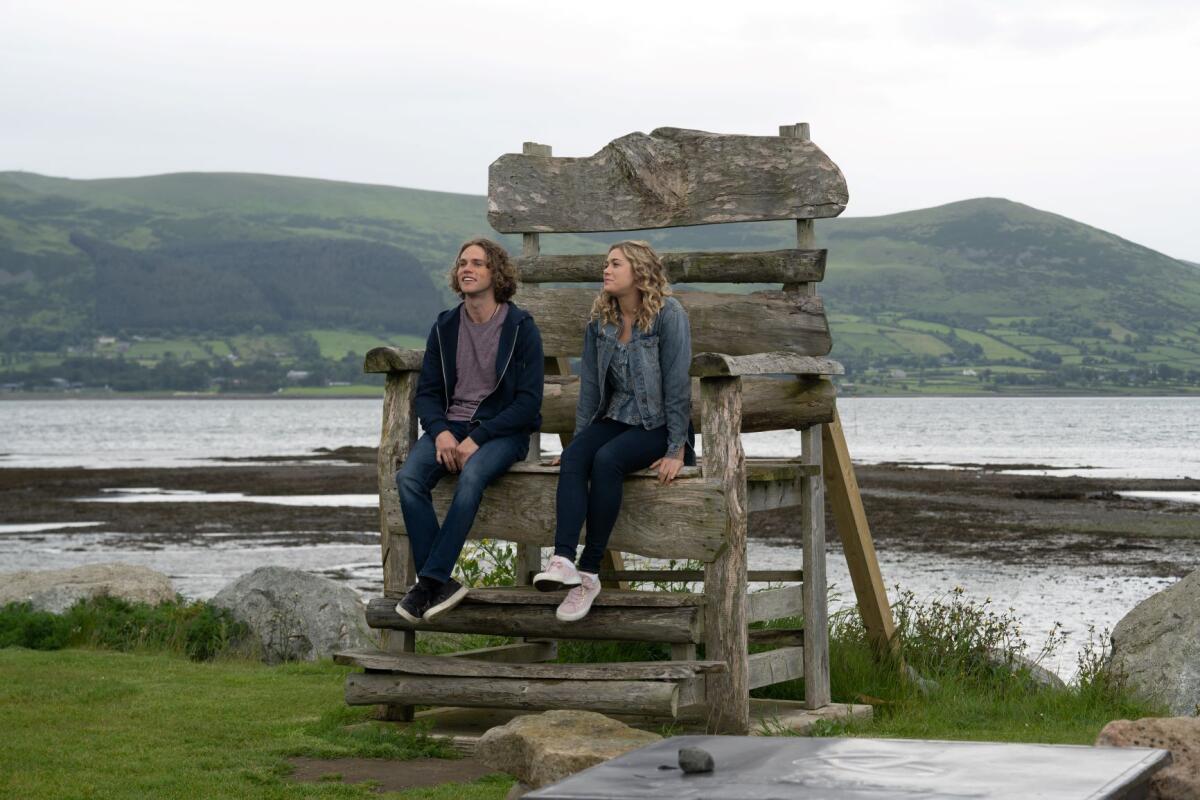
{"left": 1, "top": 447, "right": 1196, "bottom": 578}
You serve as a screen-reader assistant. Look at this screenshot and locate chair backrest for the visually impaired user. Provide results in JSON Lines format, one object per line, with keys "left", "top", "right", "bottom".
{"left": 488, "top": 126, "right": 848, "bottom": 430}
{"left": 493, "top": 127, "right": 845, "bottom": 359}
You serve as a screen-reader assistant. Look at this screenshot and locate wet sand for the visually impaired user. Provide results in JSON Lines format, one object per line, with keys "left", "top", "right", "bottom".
{"left": 2, "top": 447, "right": 1197, "bottom": 575}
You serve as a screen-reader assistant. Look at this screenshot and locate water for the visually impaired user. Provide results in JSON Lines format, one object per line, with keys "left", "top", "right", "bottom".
{"left": 4, "top": 396, "right": 1199, "bottom": 477}
{"left": 3, "top": 396, "right": 1198, "bottom": 678}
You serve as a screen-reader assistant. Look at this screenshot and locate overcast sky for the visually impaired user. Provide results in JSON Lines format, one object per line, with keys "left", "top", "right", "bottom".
{"left": 3, "top": 0, "right": 1198, "bottom": 260}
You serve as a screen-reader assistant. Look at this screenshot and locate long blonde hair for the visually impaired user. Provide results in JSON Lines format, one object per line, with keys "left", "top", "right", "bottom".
{"left": 590, "top": 241, "right": 672, "bottom": 332}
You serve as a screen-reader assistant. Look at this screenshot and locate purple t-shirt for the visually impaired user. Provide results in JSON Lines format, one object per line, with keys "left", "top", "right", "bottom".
{"left": 446, "top": 303, "right": 509, "bottom": 421}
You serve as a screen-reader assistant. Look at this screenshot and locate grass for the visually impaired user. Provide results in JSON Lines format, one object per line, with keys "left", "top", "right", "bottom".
{"left": 751, "top": 588, "right": 1163, "bottom": 744}
{"left": 0, "top": 588, "right": 1169, "bottom": 798}
{"left": 0, "top": 648, "right": 511, "bottom": 800}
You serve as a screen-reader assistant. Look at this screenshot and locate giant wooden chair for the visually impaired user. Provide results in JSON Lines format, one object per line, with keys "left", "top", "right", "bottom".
{"left": 337, "top": 124, "right": 888, "bottom": 735}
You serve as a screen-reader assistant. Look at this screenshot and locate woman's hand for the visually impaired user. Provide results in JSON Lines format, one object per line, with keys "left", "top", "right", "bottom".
{"left": 549, "top": 455, "right": 561, "bottom": 466}
{"left": 650, "top": 454, "right": 684, "bottom": 485}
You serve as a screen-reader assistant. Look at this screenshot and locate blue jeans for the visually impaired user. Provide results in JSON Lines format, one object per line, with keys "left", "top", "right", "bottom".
{"left": 396, "top": 421, "right": 528, "bottom": 583}
{"left": 554, "top": 419, "right": 668, "bottom": 574}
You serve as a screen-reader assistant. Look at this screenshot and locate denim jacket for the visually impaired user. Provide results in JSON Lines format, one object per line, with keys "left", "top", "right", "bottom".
{"left": 574, "top": 296, "right": 692, "bottom": 458}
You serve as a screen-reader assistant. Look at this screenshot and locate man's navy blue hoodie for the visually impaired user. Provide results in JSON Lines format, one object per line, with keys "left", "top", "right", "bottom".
{"left": 413, "top": 302, "right": 544, "bottom": 447}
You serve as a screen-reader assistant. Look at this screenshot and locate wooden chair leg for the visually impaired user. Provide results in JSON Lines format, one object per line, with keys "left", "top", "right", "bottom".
{"left": 700, "top": 376, "right": 750, "bottom": 734}
{"left": 801, "top": 423, "right": 831, "bottom": 709}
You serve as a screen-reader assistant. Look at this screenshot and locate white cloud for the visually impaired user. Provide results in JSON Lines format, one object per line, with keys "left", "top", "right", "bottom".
{"left": 1, "top": 0, "right": 1198, "bottom": 258}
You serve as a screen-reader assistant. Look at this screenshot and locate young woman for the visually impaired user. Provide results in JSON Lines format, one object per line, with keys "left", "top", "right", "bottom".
{"left": 533, "top": 240, "right": 692, "bottom": 621}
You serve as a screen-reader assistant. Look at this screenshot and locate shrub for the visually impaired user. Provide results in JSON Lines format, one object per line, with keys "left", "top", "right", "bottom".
{"left": 0, "top": 596, "right": 250, "bottom": 661}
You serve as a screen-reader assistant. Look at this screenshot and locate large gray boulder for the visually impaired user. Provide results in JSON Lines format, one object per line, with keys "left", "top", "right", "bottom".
{"left": 0, "top": 563, "right": 175, "bottom": 613}
{"left": 210, "top": 566, "right": 375, "bottom": 663}
{"left": 1097, "top": 717, "right": 1198, "bottom": 800}
{"left": 477, "top": 710, "right": 661, "bottom": 794}
{"left": 1111, "top": 570, "right": 1200, "bottom": 715}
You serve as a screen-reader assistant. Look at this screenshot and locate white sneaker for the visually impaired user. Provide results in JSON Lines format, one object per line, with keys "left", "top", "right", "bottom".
{"left": 533, "top": 555, "right": 582, "bottom": 592}
{"left": 556, "top": 571, "right": 600, "bottom": 622}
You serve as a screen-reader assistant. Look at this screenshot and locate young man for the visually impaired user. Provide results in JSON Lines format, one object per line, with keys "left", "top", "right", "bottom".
{"left": 395, "top": 237, "right": 543, "bottom": 624}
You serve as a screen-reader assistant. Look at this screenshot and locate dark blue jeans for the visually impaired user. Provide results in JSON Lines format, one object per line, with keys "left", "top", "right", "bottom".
{"left": 396, "top": 421, "right": 528, "bottom": 583}
{"left": 554, "top": 419, "right": 668, "bottom": 574}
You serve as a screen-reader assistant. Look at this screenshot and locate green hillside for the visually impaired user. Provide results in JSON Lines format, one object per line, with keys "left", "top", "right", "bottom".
{"left": 2, "top": 170, "right": 1198, "bottom": 394}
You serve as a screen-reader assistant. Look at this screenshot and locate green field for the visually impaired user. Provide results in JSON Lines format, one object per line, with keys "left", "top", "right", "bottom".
{"left": 307, "top": 330, "right": 423, "bottom": 360}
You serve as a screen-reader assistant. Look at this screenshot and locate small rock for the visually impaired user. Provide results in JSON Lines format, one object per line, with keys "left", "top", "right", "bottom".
{"left": 1096, "top": 716, "right": 1199, "bottom": 800}
{"left": 0, "top": 563, "right": 176, "bottom": 613}
{"left": 1111, "top": 569, "right": 1200, "bottom": 715}
{"left": 985, "top": 648, "right": 1067, "bottom": 690}
{"left": 905, "top": 664, "right": 940, "bottom": 695}
{"left": 678, "top": 746, "right": 714, "bottom": 774}
{"left": 477, "top": 710, "right": 662, "bottom": 789}
{"left": 210, "top": 566, "right": 374, "bottom": 663}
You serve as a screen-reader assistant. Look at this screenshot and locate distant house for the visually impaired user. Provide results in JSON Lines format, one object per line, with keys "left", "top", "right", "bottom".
{"left": 96, "top": 336, "right": 117, "bottom": 346}
{"left": 962, "top": 368, "right": 978, "bottom": 377}
{"left": 889, "top": 369, "right": 907, "bottom": 379}
{"left": 286, "top": 370, "right": 310, "bottom": 382}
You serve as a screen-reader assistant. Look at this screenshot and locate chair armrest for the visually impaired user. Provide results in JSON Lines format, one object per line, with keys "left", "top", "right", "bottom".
{"left": 690, "top": 351, "right": 843, "bottom": 378}
{"left": 364, "top": 347, "right": 425, "bottom": 374}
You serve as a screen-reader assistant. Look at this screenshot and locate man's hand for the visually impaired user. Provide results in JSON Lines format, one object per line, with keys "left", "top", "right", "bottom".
{"left": 650, "top": 453, "right": 685, "bottom": 485}
{"left": 435, "top": 430, "right": 461, "bottom": 472}
{"left": 455, "top": 436, "right": 479, "bottom": 468}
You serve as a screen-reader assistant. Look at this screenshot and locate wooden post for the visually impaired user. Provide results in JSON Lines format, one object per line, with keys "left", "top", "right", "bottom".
{"left": 782, "top": 121, "right": 830, "bottom": 708}
{"left": 822, "top": 406, "right": 899, "bottom": 660}
{"left": 516, "top": 142, "right": 552, "bottom": 584}
{"left": 799, "top": 422, "right": 830, "bottom": 708}
{"left": 700, "top": 376, "right": 750, "bottom": 734}
{"left": 520, "top": 140, "right": 627, "bottom": 590}
{"left": 378, "top": 370, "right": 418, "bottom": 721}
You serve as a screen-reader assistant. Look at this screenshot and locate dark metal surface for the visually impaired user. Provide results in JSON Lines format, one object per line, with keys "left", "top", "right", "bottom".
{"left": 526, "top": 735, "right": 1171, "bottom": 800}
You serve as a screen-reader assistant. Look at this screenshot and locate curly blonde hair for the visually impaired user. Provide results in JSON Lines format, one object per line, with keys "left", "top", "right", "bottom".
{"left": 448, "top": 237, "right": 519, "bottom": 303}
{"left": 590, "top": 241, "right": 672, "bottom": 332}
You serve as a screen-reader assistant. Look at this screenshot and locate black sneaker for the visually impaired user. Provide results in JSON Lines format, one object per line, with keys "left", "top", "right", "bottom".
{"left": 423, "top": 579, "right": 470, "bottom": 622}
{"left": 396, "top": 583, "right": 433, "bottom": 624}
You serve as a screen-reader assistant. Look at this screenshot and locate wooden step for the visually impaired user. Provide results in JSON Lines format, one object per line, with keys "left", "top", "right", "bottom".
{"left": 340, "top": 649, "right": 718, "bottom": 717}
{"left": 334, "top": 647, "right": 725, "bottom": 680}
{"left": 365, "top": 590, "right": 704, "bottom": 643}
{"left": 345, "top": 673, "right": 697, "bottom": 717}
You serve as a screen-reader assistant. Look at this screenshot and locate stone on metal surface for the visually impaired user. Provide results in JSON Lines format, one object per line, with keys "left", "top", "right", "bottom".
{"left": 526, "top": 735, "right": 1171, "bottom": 799}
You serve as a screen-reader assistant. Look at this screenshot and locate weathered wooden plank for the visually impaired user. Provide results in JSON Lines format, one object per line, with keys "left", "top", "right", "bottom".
{"left": 335, "top": 648, "right": 725, "bottom": 680}
{"left": 748, "top": 585, "right": 805, "bottom": 624}
{"left": 514, "top": 286, "right": 830, "bottom": 358}
{"left": 378, "top": 374, "right": 417, "bottom": 586}
{"left": 801, "top": 424, "right": 831, "bottom": 709}
{"left": 541, "top": 374, "right": 836, "bottom": 434}
{"left": 364, "top": 347, "right": 423, "bottom": 374}
{"left": 376, "top": 370, "right": 419, "bottom": 722}
{"left": 346, "top": 673, "right": 680, "bottom": 716}
{"left": 585, "top": 569, "right": 803, "bottom": 584}
{"left": 365, "top": 597, "right": 702, "bottom": 643}
{"left": 447, "top": 640, "right": 556, "bottom": 664}
{"left": 517, "top": 249, "right": 826, "bottom": 284}
{"left": 700, "top": 376, "right": 750, "bottom": 735}
{"left": 691, "top": 352, "right": 843, "bottom": 378}
{"left": 462, "top": 586, "right": 703, "bottom": 608}
{"left": 488, "top": 127, "right": 848, "bottom": 233}
{"left": 748, "top": 646, "right": 805, "bottom": 689}
{"left": 823, "top": 405, "right": 899, "bottom": 661}
{"left": 748, "top": 628, "right": 804, "bottom": 647}
{"left": 390, "top": 470, "right": 728, "bottom": 562}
